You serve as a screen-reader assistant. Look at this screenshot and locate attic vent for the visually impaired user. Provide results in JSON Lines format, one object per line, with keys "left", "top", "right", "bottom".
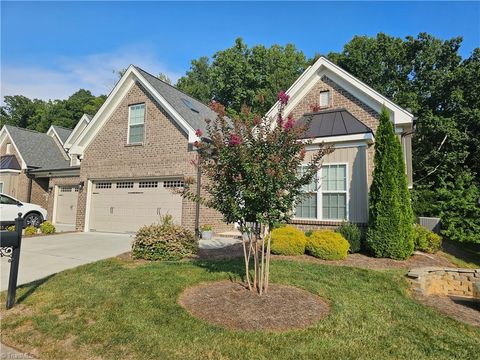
{"left": 181, "top": 98, "right": 199, "bottom": 113}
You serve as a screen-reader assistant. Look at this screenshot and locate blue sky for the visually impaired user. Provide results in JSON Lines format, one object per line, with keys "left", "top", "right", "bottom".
{"left": 2, "top": 1, "right": 479, "bottom": 101}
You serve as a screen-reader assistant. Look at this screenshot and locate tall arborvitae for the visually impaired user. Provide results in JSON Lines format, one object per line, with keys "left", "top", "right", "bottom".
{"left": 366, "top": 107, "right": 414, "bottom": 259}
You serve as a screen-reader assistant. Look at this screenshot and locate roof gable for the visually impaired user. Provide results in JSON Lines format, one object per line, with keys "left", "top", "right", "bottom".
{"left": 70, "top": 65, "right": 212, "bottom": 155}
{"left": 64, "top": 114, "right": 91, "bottom": 150}
{"left": 2, "top": 125, "right": 70, "bottom": 170}
{"left": 47, "top": 125, "right": 73, "bottom": 145}
{"left": 265, "top": 56, "right": 413, "bottom": 126}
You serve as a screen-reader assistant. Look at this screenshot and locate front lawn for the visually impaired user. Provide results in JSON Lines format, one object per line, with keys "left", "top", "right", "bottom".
{"left": 1, "top": 258, "right": 479, "bottom": 359}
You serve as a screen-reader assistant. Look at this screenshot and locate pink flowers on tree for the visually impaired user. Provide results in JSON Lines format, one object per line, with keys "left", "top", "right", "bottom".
{"left": 229, "top": 133, "right": 242, "bottom": 146}
{"left": 277, "top": 90, "right": 290, "bottom": 105}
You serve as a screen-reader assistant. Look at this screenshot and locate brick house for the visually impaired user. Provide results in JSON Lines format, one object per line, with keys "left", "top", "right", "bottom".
{"left": 0, "top": 123, "right": 85, "bottom": 224}
{"left": 265, "top": 56, "right": 413, "bottom": 230}
{"left": 1, "top": 56, "right": 413, "bottom": 234}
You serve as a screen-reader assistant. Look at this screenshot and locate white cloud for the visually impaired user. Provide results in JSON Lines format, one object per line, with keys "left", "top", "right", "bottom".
{"left": 1, "top": 45, "right": 182, "bottom": 102}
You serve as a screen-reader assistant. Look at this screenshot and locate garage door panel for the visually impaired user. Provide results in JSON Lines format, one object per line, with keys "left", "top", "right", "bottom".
{"left": 55, "top": 186, "right": 78, "bottom": 225}
{"left": 89, "top": 179, "right": 183, "bottom": 233}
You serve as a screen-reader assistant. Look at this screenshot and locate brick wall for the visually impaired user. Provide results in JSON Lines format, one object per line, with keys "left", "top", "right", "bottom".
{"left": 76, "top": 81, "right": 231, "bottom": 233}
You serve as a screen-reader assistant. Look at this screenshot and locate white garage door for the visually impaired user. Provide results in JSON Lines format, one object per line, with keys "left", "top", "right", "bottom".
{"left": 89, "top": 179, "right": 183, "bottom": 233}
{"left": 55, "top": 186, "right": 79, "bottom": 225}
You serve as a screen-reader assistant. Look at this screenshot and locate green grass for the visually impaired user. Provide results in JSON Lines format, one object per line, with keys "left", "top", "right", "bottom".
{"left": 1, "top": 258, "right": 479, "bottom": 360}
{"left": 440, "top": 239, "right": 480, "bottom": 269}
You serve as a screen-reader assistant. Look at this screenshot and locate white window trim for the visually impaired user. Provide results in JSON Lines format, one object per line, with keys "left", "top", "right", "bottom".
{"left": 319, "top": 163, "right": 349, "bottom": 221}
{"left": 293, "top": 162, "right": 349, "bottom": 222}
{"left": 319, "top": 89, "right": 331, "bottom": 109}
{"left": 127, "top": 103, "right": 146, "bottom": 145}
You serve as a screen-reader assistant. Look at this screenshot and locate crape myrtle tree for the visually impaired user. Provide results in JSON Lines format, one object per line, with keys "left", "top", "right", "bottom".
{"left": 366, "top": 107, "right": 414, "bottom": 259}
{"left": 183, "top": 92, "right": 331, "bottom": 295}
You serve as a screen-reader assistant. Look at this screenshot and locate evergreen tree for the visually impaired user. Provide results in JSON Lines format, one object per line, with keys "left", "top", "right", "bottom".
{"left": 367, "top": 107, "right": 414, "bottom": 259}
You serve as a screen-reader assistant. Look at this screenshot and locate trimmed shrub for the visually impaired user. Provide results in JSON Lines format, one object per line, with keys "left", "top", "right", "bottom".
{"left": 306, "top": 230, "right": 349, "bottom": 260}
{"left": 39, "top": 221, "right": 56, "bottom": 235}
{"left": 366, "top": 107, "right": 414, "bottom": 260}
{"left": 270, "top": 226, "right": 306, "bottom": 256}
{"left": 24, "top": 226, "right": 37, "bottom": 236}
{"left": 412, "top": 224, "right": 442, "bottom": 253}
{"left": 132, "top": 216, "right": 197, "bottom": 261}
{"left": 336, "top": 223, "right": 361, "bottom": 253}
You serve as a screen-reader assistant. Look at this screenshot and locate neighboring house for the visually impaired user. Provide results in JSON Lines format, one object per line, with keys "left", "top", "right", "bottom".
{"left": 66, "top": 65, "right": 228, "bottom": 234}
{"left": 0, "top": 124, "right": 80, "bottom": 225}
{"left": 265, "top": 56, "right": 414, "bottom": 230}
{"left": 0, "top": 57, "right": 413, "bottom": 234}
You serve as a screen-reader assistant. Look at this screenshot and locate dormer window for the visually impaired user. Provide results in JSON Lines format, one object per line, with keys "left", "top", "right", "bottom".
{"left": 128, "top": 103, "right": 145, "bottom": 144}
{"left": 319, "top": 90, "right": 331, "bottom": 108}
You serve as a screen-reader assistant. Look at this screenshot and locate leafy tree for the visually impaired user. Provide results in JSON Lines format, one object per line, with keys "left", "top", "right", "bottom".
{"left": 366, "top": 107, "right": 414, "bottom": 259}
{"left": 329, "top": 32, "right": 480, "bottom": 244}
{"left": 182, "top": 93, "right": 331, "bottom": 294}
{"left": 176, "top": 57, "right": 213, "bottom": 104}
{"left": 177, "top": 38, "right": 308, "bottom": 115}
{"left": 157, "top": 72, "right": 172, "bottom": 85}
{"left": 1, "top": 90, "right": 106, "bottom": 132}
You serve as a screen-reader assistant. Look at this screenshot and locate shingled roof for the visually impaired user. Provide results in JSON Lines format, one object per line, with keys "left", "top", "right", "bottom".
{"left": 135, "top": 66, "right": 217, "bottom": 133}
{"left": 297, "top": 108, "right": 372, "bottom": 139}
{"left": 51, "top": 125, "right": 73, "bottom": 144}
{"left": 4, "top": 125, "right": 70, "bottom": 169}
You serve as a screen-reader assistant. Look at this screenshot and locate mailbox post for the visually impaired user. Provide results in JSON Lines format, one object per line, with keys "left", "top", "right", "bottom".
{"left": 0, "top": 213, "right": 23, "bottom": 309}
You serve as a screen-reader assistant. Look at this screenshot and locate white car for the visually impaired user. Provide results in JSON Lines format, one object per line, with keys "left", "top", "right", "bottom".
{"left": 0, "top": 193, "right": 48, "bottom": 228}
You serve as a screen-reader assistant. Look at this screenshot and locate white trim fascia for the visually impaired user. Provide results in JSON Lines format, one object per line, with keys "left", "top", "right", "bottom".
{"left": 304, "top": 132, "right": 374, "bottom": 146}
{"left": 0, "top": 127, "right": 28, "bottom": 169}
{"left": 71, "top": 66, "right": 200, "bottom": 155}
{"left": 265, "top": 56, "right": 413, "bottom": 126}
{"left": 47, "top": 126, "right": 64, "bottom": 146}
{"left": 52, "top": 185, "right": 59, "bottom": 225}
{"left": 0, "top": 169, "right": 21, "bottom": 173}
{"left": 84, "top": 179, "right": 93, "bottom": 232}
{"left": 64, "top": 114, "right": 91, "bottom": 150}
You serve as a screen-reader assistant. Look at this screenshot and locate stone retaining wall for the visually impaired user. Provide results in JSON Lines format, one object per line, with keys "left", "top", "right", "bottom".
{"left": 408, "top": 267, "right": 480, "bottom": 298}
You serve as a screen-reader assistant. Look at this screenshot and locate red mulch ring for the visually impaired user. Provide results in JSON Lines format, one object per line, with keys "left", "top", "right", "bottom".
{"left": 178, "top": 281, "right": 330, "bottom": 331}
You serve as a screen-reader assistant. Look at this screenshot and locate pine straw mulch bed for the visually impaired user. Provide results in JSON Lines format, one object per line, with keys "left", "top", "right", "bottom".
{"left": 178, "top": 281, "right": 330, "bottom": 331}
{"left": 195, "top": 242, "right": 457, "bottom": 270}
{"left": 411, "top": 293, "right": 480, "bottom": 327}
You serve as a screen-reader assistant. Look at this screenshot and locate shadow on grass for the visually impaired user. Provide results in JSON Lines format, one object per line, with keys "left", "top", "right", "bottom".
{"left": 442, "top": 239, "right": 480, "bottom": 267}
{"left": 15, "top": 274, "right": 56, "bottom": 304}
{"left": 193, "top": 256, "right": 250, "bottom": 285}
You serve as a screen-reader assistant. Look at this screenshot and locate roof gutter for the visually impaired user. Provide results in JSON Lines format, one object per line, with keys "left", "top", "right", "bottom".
{"left": 27, "top": 166, "right": 80, "bottom": 178}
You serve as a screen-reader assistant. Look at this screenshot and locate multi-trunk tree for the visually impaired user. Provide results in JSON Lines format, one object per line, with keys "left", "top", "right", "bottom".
{"left": 183, "top": 93, "right": 331, "bottom": 294}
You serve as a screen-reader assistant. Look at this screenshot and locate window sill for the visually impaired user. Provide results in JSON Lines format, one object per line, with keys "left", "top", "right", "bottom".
{"left": 125, "top": 143, "right": 144, "bottom": 147}
{"left": 292, "top": 218, "right": 348, "bottom": 226}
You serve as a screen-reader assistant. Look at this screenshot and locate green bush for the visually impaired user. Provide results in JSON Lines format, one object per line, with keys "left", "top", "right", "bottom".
{"left": 366, "top": 107, "right": 414, "bottom": 260}
{"left": 336, "top": 223, "right": 361, "bottom": 253}
{"left": 132, "top": 215, "right": 197, "bottom": 261}
{"left": 270, "top": 226, "right": 306, "bottom": 256}
{"left": 412, "top": 224, "right": 442, "bottom": 253}
{"left": 39, "top": 221, "right": 56, "bottom": 234}
{"left": 6, "top": 225, "right": 16, "bottom": 232}
{"left": 24, "top": 226, "right": 37, "bottom": 236}
{"left": 304, "top": 230, "right": 313, "bottom": 237}
{"left": 306, "top": 230, "right": 350, "bottom": 260}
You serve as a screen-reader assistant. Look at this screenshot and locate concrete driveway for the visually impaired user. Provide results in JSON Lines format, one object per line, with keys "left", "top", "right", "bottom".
{"left": 1, "top": 232, "right": 132, "bottom": 290}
